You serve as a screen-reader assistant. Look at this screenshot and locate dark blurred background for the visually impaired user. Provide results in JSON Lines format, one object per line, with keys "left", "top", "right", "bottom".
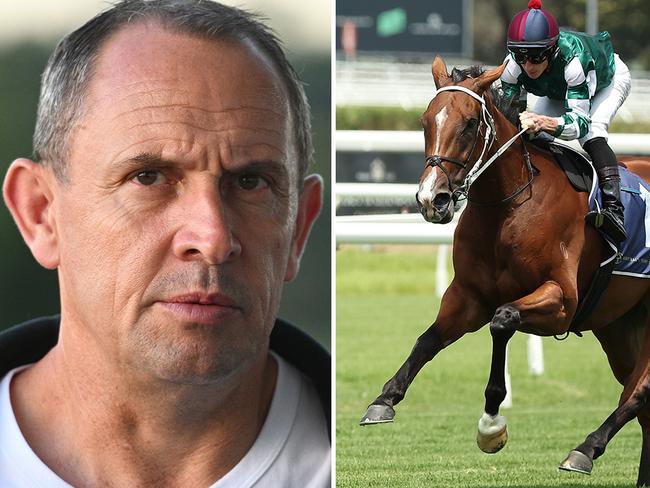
{"left": 336, "top": 0, "right": 650, "bottom": 68}
{"left": 0, "top": 1, "right": 331, "bottom": 349}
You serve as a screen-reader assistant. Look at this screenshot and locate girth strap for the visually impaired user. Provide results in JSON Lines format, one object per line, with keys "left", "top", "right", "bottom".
{"left": 570, "top": 253, "right": 618, "bottom": 331}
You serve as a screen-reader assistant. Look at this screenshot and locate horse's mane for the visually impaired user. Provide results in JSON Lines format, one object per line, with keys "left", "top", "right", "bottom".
{"left": 450, "top": 66, "right": 520, "bottom": 126}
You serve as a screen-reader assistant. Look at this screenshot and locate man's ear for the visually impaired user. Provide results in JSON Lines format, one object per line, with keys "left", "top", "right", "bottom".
{"left": 284, "top": 174, "right": 323, "bottom": 282}
{"left": 3, "top": 158, "right": 59, "bottom": 269}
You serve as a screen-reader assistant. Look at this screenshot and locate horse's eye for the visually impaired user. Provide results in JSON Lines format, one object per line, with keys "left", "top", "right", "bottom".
{"left": 460, "top": 118, "right": 479, "bottom": 138}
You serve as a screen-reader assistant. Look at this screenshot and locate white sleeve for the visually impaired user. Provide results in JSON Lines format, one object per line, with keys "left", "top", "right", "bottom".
{"left": 500, "top": 56, "right": 522, "bottom": 86}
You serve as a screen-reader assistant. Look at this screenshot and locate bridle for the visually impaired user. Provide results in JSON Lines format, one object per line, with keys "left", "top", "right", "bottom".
{"left": 423, "top": 85, "right": 534, "bottom": 206}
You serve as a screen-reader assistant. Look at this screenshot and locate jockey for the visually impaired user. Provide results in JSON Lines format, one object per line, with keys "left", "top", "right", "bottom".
{"left": 500, "top": 0, "right": 631, "bottom": 243}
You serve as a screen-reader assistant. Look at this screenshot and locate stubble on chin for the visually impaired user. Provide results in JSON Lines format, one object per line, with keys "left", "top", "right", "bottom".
{"left": 122, "top": 266, "right": 275, "bottom": 385}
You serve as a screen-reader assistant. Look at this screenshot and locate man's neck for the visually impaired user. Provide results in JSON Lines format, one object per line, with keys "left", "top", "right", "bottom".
{"left": 9, "top": 331, "right": 278, "bottom": 486}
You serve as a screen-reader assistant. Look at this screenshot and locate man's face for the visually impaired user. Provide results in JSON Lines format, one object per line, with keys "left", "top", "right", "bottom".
{"left": 52, "top": 24, "right": 305, "bottom": 383}
{"left": 520, "top": 57, "right": 549, "bottom": 79}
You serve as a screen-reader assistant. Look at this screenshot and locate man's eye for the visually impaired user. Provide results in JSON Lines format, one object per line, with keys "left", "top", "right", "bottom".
{"left": 238, "top": 174, "right": 268, "bottom": 191}
{"left": 133, "top": 170, "right": 165, "bottom": 186}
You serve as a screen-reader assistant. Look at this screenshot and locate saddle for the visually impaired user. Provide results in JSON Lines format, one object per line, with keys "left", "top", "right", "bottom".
{"left": 546, "top": 142, "right": 594, "bottom": 193}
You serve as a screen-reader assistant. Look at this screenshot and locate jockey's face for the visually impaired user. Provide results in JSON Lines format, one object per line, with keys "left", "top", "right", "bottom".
{"left": 521, "top": 57, "right": 549, "bottom": 79}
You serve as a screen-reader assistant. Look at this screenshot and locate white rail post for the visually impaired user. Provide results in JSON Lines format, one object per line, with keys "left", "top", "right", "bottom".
{"left": 436, "top": 245, "right": 450, "bottom": 297}
{"left": 527, "top": 335, "right": 545, "bottom": 375}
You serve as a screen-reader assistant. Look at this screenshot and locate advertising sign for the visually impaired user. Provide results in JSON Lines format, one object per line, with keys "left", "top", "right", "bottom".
{"left": 336, "top": 1, "right": 470, "bottom": 56}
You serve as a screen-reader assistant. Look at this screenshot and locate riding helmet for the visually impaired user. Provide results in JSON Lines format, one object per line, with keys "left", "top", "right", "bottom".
{"left": 507, "top": 0, "right": 559, "bottom": 54}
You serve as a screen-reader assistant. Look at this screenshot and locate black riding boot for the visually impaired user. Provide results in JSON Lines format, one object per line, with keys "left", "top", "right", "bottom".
{"left": 583, "top": 137, "right": 627, "bottom": 243}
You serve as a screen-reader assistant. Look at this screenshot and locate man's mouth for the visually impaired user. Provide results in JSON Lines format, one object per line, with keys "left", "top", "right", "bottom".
{"left": 156, "top": 293, "right": 241, "bottom": 324}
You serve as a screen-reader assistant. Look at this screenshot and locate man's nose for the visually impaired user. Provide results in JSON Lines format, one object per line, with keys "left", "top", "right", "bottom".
{"left": 172, "top": 188, "right": 242, "bottom": 265}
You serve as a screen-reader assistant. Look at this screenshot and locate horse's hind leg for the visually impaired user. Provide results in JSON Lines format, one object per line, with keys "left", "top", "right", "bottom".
{"left": 560, "top": 307, "right": 650, "bottom": 478}
{"left": 360, "top": 281, "right": 490, "bottom": 425}
{"left": 636, "top": 409, "right": 650, "bottom": 487}
{"left": 477, "top": 280, "right": 571, "bottom": 453}
{"left": 559, "top": 368, "right": 650, "bottom": 478}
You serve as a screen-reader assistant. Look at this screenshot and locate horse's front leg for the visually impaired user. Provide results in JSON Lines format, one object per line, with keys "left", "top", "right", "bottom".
{"left": 359, "top": 280, "right": 491, "bottom": 425}
{"left": 477, "top": 280, "right": 571, "bottom": 453}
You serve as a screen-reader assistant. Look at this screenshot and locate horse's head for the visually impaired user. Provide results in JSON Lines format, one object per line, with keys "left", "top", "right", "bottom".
{"left": 416, "top": 56, "right": 506, "bottom": 223}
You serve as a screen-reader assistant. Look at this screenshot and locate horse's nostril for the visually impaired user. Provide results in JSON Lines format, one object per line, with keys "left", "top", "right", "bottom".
{"left": 433, "top": 193, "right": 451, "bottom": 209}
{"left": 415, "top": 192, "right": 422, "bottom": 211}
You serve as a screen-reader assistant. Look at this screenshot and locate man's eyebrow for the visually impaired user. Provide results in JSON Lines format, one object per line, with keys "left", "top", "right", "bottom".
{"left": 114, "top": 153, "right": 291, "bottom": 179}
{"left": 227, "top": 159, "right": 289, "bottom": 177}
{"left": 114, "top": 152, "right": 175, "bottom": 170}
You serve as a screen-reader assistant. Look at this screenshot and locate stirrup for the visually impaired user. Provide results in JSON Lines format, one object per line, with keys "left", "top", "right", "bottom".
{"left": 585, "top": 209, "right": 627, "bottom": 243}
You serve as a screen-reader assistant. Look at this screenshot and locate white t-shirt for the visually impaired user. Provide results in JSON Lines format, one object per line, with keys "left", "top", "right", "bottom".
{"left": 0, "top": 353, "right": 330, "bottom": 487}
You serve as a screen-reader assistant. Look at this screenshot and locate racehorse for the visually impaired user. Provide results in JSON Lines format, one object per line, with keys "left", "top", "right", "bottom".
{"left": 359, "top": 55, "right": 650, "bottom": 487}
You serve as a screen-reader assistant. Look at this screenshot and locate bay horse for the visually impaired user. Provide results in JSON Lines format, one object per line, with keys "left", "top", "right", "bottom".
{"left": 359, "top": 55, "right": 650, "bottom": 486}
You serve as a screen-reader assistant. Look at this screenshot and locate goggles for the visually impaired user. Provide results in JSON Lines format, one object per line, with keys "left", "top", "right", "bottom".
{"left": 509, "top": 45, "right": 555, "bottom": 65}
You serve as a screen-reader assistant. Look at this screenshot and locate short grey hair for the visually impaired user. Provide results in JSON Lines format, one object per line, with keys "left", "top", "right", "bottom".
{"left": 33, "top": 0, "right": 313, "bottom": 183}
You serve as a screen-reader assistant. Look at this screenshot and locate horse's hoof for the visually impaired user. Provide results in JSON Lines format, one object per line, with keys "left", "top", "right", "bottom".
{"left": 558, "top": 450, "right": 593, "bottom": 475}
{"left": 476, "top": 412, "right": 508, "bottom": 454}
{"left": 359, "top": 404, "right": 395, "bottom": 425}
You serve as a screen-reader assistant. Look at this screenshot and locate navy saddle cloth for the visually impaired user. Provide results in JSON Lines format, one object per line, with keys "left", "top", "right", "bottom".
{"left": 546, "top": 141, "right": 650, "bottom": 278}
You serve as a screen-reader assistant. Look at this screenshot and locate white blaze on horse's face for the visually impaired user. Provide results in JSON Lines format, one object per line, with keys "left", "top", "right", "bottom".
{"left": 417, "top": 167, "right": 438, "bottom": 222}
{"left": 433, "top": 106, "right": 448, "bottom": 155}
{"left": 417, "top": 106, "right": 454, "bottom": 224}
{"left": 417, "top": 106, "right": 447, "bottom": 211}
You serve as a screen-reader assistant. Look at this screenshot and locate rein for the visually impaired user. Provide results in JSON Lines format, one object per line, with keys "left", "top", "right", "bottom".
{"left": 425, "top": 85, "right": 534, "bottom": 206}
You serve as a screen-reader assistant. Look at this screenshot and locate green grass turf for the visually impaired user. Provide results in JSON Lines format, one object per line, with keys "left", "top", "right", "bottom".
{"left": 336, "top": 247, "right": 641, "bottom": 487}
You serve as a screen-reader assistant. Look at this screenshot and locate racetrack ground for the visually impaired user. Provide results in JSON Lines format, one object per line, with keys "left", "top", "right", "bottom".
{"left": 336, "top": 246, "right": 641, "bottom": 487}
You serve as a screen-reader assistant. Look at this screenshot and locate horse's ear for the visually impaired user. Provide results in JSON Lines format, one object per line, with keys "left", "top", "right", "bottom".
{"left": 473, "top": 63, "right": 507, "bottom": 94}
{"left": 431, "top": 55, "right": 452, "bottom": 89}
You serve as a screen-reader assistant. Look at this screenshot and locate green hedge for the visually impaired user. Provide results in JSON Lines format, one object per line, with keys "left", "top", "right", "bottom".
{"left": 337, "top": 105, "right": 650, "bottom": 133}
{"left": 337, "top": 106, "right": 423, "bottom": 131}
